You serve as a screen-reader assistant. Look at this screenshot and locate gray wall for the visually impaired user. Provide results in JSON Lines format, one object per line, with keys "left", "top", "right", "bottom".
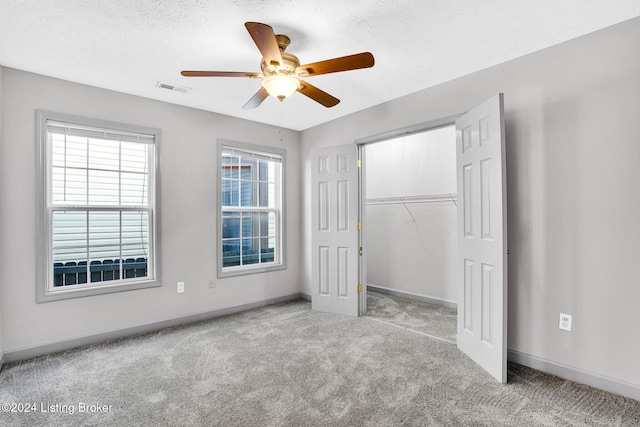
{"left": 0, "top": 68, "right": 302, "bottom": 355}
{"left": 301, "top": 18, "right": 640, "bottom": 392}
{"left": 365, "top": 128, "right": 457, "bottom": 303}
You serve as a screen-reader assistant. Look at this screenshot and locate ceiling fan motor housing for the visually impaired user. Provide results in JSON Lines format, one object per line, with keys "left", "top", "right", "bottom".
{"left": 260, "top": 53, "right": 300, "bottom": 75}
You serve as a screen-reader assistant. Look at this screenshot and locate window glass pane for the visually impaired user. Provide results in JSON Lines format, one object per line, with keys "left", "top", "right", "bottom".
{"left": 120, "top": 142, "right": 148, "bottom": 173}
{"left": 53, "top": 246, "right": 87, "bottom": 264}
{"left": 241, "top": 214, "right": 253, "bottom": 238}
{"left": 221, "top": 178, "right": 239, "bottom": 207}
{"left": 89, "top": 246, "right": 120, "bottom": 283}
{"left": 258, "top": 181, "right": 269, "bottom": 207}
{"left": 242, "top": 238, "right": 258, "bottom": 265}
{"left": 52, "top": 211, "right": 87, "bottom": 254}
{"left": 52, "top": 135, "right": 88, "bottom": 169}
{"left": 258, "top": 160, "right": 270, "bottom": 182}
{"left": 122, "top": 211, "right": 149, "bottom": 258}
{"left": 89, "top": 211, "right": 120, "bottom": 247}
{"left": 260, "top": 238, "right": 274, "bottom": 263}
{"left": 89, "top": 251, "right": 122, "bottom": 283}
{"left": 259, "top": 212, "right": 270, "bottom": 237}
{"left": 88, "top": 139, "right": 119, "bottom": 171}
{"left": 89, "top": 247, "right": 121, "bottom": 282}
{"left": 222, "top": 212, "right": 241, "bottom": 239}
{"left": 241, "top": 158, "right": 257, "bottom": 180}
{"left": 89, "top": 246, "right": 121, "bottom": 263}
{"left": 222, "top": 239, "right": 240, "bottom": 267}
{"left": 51, "top": 135, "right": 67, "bottom": 167}
{"left": 240, "top": 181, "right": 255, "bottom": 207}
{"left": 222, "top": 154, "right": 239, "bottom": 179}
{"left": 52, "top": 211, "right": 88, "bottom": 286}
{"left": 52, "top": 167, "right": 87, "bottom": 204}
{"left": 121, "top": 172, "right": 148, "bottom": 206}
{"left": 268, "top": 182, "right": 277, "bottom": 208}
{"left": 88, "top": 169, "right": 120, "bottom": 205}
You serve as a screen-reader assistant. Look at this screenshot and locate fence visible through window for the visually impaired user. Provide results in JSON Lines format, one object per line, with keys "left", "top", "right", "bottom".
{"left": 53, "top": 258, "right": 148, "bottom": 286}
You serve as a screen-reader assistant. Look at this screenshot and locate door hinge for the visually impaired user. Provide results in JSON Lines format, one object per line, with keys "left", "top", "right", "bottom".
{"left": 357, "top": 284, "right": 362, "bottom": 293}
{"left": 357, "top": 221, "right": 362, "bottom": 231}
{"left": 359, "top": 247, "right": 363, "bottom": 256}
{"left": 356, "top": 159, "right": 361, "bottom": 168}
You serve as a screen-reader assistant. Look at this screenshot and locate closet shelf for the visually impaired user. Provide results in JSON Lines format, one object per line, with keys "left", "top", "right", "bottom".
{"left": 366, "top": 193, "right": 457, "bottom": 205}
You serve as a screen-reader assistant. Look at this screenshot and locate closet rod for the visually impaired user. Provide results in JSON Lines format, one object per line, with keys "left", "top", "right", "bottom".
{"left": 366, "top": 193, "right": 457, "bottom": 206}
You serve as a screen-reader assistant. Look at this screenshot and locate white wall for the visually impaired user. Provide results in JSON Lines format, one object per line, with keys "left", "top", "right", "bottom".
{"left": 301, "top": 19, "right": 640, "bottom": 394}
{"left": 365, "top": 127, "right": 456, "bottom": 199}
{"left": 365, "top": 127, "right": 457, "bottom": 302}
{"left": 0, "top": 68, "right": 302, "bottom": 355}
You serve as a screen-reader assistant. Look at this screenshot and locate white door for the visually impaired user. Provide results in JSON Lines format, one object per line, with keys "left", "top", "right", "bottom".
{"left": 456, "top": 93, "right": 508, "bottom": 383}
{"left": 311, "top": 144, "right": 360, "bottom": 316}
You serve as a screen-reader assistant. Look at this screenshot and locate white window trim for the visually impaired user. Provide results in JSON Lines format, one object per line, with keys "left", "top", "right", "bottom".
{"left": 36, "top": 110, "right": 162, "bottom": 302}
{"left": 217, "top": 139, "right": 287, "bottom": 278}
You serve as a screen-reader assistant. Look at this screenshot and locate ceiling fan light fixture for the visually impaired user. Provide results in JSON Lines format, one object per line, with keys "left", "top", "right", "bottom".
{"left": 181, "top": 22, "right": 375, "bottom": 109}
{"left": 261, "top": 74, "right": 300, "bottom": 101}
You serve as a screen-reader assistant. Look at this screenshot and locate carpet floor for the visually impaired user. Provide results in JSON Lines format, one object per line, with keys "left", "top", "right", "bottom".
{"left": 365, "top": 291, "right": 457, "bottom": 343}
{"left": 1, "top": 294, "right": 639, "bottom": 426}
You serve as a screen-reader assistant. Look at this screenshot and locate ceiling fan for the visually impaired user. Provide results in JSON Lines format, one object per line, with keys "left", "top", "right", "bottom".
{"left": 181, "top": 22, "right": 375, "bottom": 109}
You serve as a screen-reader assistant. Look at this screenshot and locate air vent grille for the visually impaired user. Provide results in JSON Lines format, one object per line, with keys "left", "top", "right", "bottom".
{"left": 156, "top": 82, "right": 191, "bottom": 93}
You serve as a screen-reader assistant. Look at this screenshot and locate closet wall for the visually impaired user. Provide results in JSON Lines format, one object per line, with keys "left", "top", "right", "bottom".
{"left": 365, "top": 125, "right": 457, "bottom": 305}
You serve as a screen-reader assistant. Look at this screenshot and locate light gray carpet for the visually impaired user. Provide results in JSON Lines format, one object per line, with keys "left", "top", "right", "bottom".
{"left": 366, "top": 291, "right": 457, "bottom": 343}
{"left": 1, "top": 297, "right": 639, "bottom": 426}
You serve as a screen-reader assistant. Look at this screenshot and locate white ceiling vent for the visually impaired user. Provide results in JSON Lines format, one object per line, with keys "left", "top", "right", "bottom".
{"left": 156, "top": 82, "right": 191, "bottom": 93}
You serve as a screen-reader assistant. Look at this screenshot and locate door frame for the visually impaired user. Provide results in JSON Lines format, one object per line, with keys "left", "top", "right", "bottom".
{"left": 355, "top": 113, "right": 463, "bottom": 317}
{"left": 354, "top": 98, "right": 508, "bottom": 384}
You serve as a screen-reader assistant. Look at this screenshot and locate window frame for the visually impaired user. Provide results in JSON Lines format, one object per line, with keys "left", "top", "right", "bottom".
{"left": 217, "top": 139, "right": 286, "bottom": 278}
{"left": 36, "top": 110, "right": 162, "bottom": 302}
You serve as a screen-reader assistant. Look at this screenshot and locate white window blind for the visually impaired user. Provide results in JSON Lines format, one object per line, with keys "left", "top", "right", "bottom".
{"left": 45, "top": 117, "right": 156, "bottom": 292}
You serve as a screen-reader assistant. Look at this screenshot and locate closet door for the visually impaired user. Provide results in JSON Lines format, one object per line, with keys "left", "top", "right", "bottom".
{"left": 311, "top": 144, "right": 360, "bottom": 316}
{"left": 456, "top": 94, "right": 508, "bottom": 383}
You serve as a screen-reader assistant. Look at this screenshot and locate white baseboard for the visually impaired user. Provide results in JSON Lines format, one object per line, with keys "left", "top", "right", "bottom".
{"left": 366, "top": 284, "right": 457, "bottom": 310}
{"left": 299, "top": 292, "right": 311, "bottom": 301}
{"left": 508, "top": 349, "right": 640, "bottom": 402}
{"left": 2, "top": 292, "right": 304, "bottom": 364}
{"left": 366, "top": 286, "right": 639, "bottom": 401}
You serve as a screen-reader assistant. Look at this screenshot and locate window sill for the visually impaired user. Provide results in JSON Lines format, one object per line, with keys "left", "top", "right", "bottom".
{"left": 37, "top": 279, "right": 161, "bottom": 303}
{"left": 218, "top": 262, "right": 286, "bottom": 279}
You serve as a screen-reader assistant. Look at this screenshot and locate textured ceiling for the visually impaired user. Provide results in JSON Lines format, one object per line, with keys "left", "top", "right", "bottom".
{"left": 0, "top": 1, "right": 638, "bottom": 131}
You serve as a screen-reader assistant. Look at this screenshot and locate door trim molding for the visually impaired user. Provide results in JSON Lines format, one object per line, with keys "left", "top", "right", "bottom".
{"left": 355, "top": 114, "right": 462, "bottom": 146}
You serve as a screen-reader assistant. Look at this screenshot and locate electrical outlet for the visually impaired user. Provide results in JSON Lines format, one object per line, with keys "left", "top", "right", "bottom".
{"left": 559, "top": 313, "right": 572, "bottom": 331}
{"left": 209, "top": 279, "right": 216, "bottom": 289}
{"left": 177, "top": 282, "right": 184, "bottom": 293}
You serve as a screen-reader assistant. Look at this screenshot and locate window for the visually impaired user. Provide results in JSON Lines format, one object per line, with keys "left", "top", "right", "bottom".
{"left": 218, "top": 140, "right": 286, "bottom": 277}
{"left": 36, "top": 111, "right": 160, "bottom": 302}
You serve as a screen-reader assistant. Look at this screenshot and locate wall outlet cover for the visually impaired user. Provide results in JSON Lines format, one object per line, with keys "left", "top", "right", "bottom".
{"left": 559, "top": 313, "right": 572, "bottom": 331}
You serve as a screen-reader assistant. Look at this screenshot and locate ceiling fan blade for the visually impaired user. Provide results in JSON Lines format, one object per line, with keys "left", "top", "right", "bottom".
{"left": 181, "top": 71, "right": 261, "bottom": 78}
{"left": 243, "top": 87, "right": 269, "bottom": 110}
{"left": 297, "top": 80, "right": 340, "bottom": 108}
{"left": 297, "top": 52, "right": 374, "bottom": 77}
{"left": 245, "top": 22, "right": 283, "bottom": 67}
